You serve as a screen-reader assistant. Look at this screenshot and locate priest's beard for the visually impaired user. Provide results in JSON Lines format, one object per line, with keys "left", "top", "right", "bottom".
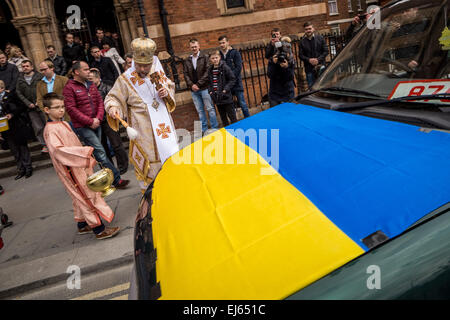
{"left": 138, "top": 71, "right": 149, "bottom": 78}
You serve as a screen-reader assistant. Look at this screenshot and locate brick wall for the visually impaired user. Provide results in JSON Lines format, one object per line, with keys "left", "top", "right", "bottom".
{"left": 133, "top": 0, "right": 329, "bottom": 132}
{"left": 137, "top": 0, "right": 328, "bottom": 55}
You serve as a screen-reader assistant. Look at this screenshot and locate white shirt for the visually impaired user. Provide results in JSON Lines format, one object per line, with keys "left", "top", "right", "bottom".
{"left": 192, "top": 51, "right": 200, "bottom": 70}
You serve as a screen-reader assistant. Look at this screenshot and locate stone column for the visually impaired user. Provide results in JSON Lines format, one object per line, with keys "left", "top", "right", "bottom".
{"left": 117, "top": 10, "right": 132, "bottom": 53}
{"left": 39, "top": 17, "right": 54, "bottom": 48}
{"left": 16, "top": 26, "right": 32, "bottom": 60}
{"left": 13, "top": 17, "right": 47, "bottom": 64}
{"left": 126, "top": 8, "right": 139, "bottom": 39}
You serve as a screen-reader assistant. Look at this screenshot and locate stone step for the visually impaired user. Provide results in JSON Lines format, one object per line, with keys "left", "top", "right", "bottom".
{"left": 0, "top": 141, "right": 42, "bottom": 160}
{"left": 0, "top": 158, "right": 54, "bottom": 179}
{"left": 0, "top": 148, "right": 50, "bottom": 169}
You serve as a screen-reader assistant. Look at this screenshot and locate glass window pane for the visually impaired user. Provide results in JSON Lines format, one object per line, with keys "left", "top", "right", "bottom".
{"left": 226, "top": 0, "right": 245, "bottom": 9}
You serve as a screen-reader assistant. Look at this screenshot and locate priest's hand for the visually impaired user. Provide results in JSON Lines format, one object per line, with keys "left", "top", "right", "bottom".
{"left": 158, "top": 87, "right": 168, "bottom": 99}
{"left": 108, "top": 107, "right": 119, "bottom": 119}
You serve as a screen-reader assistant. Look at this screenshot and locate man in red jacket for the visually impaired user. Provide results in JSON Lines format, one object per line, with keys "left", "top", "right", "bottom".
{"left": 63, "top": 61, "right": 129, "bottom": 189}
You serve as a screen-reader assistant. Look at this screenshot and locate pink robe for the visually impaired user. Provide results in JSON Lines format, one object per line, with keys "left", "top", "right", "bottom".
{"left": 43, "top": 121, "right": 114, "bottom": 228}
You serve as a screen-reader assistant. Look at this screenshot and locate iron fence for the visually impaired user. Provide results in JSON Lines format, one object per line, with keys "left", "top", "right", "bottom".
{"left": 160, "top": 33, "right": 348, "bottom": 108}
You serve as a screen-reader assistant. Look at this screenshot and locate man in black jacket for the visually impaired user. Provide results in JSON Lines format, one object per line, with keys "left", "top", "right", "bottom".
{"left": 91, "top": 28, "right": 114, "bottom": 51}
{"left": 0, "top": 51, "right": 19, "bottom": 93}
{"left": 46, "top": 45, "right": 67, "bottom": 76}
{"left": 90, "top": 46, "right": 119, "bottom": 84}
{"left": 15, "top": 60, "right": 47, "bottom": 152}
{"left": 62, "top": 33, "right": 85, "bottom": 69}
{"left": 299, "top": 22, "right": 329, "bottom": 90}
{"left": 0, "top": 80, "right": 32, "bottom": 179}
{"left": 88, "top": 68, "right": 128, "bottom": 174}
{"left": 219, "top": 35, "right": 250, "bottom": 118}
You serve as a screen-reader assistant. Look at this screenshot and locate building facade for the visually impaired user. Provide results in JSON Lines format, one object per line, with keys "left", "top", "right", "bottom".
{"left": 0, "top": 0, "right": 392, "bottom": 130}
{"left": 0, "top": 0, "right": 335, "bottom": 68}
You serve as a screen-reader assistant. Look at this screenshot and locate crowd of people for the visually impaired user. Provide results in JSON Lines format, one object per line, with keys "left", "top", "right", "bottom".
{"left": 0, "top": 27, "right": 130, "bottom": 183}
{"left": 0, "top": 22, "right": 332, "bottom": 181}
{"left": 182, "top": 21, "right": 329, "bottom": 133}
{"left": 0, "top": 22, "right": 331, "bottom": 238}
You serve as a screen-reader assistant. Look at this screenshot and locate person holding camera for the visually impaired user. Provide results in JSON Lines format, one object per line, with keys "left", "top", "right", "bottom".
{"left": 345, "top": 13, "right": 370, "bottom": 41}
{"left": 267, "top": 36, "right": 295, "bottom": 108}
{"left": 299, "top": 22, "right": 329, "bottom": 90}
{"left": 265, "top": 28, "right": 282, "bottom": 59}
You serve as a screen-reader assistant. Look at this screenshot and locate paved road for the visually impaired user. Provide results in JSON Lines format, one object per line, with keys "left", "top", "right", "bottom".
{"left": 10, "top": 262, "right": 133, "bottom": 300}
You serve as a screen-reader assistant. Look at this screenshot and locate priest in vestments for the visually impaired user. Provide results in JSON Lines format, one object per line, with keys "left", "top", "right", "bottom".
{"left": 104, "top": 37, "right": 179, "bottom": 193}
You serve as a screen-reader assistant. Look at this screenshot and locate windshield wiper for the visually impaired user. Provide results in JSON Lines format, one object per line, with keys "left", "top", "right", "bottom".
{"left": 293, "top": 86, "right": 382, "bottom": 101}
{"left": 332, "top": 94, "right": 450, "bottom": 111}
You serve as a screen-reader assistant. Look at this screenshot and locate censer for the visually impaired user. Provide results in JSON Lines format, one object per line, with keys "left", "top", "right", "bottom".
{"left": 86, "top": 166, "right": 116, "bottom": 197}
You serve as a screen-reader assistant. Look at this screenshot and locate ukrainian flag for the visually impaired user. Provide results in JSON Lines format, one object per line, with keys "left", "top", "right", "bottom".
{"left": 148, "top": 103, "right": 450, "bottom": 299}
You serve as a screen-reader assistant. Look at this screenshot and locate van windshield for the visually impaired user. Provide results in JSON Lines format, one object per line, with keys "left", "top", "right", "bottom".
{"left": 314, "top": 0, "right": 450, "bottom": 99}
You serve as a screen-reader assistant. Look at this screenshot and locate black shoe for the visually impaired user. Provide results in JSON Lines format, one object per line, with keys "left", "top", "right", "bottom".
{"left": 119, "top": 167, "right": 128, "bottom": 175}
{"left": 114, "top": 179, "right": 130, "bottom": 189}
{"left": 14, "top": 172, "right": 25, "bottom": 180}
{"left": 25, "top": 170, "right": 33, "bottom": 178}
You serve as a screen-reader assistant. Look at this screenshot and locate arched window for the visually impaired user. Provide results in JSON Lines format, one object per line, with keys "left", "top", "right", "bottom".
{"left": 217, "top": 0, "right": 255, "bottom": 16}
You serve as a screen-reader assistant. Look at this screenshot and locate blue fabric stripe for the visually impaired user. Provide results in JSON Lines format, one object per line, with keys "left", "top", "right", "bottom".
{"left": 226, "top": 103, "right": 450, "bottom": 250}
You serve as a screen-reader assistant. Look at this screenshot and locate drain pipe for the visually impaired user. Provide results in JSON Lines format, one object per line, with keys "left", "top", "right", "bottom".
{"left": 136, "top": 0, "right": 149, "bottom": 37}
{"left": 158, "top": 0, "right": 180, "bottom": 89}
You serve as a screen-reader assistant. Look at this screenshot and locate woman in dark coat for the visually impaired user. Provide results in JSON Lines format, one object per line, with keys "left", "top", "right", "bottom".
{"left": 0, "top": 80, "right": 33, "bottom": 179}
{"left": 208, "top": 51, "right": 237, "bottom": 126}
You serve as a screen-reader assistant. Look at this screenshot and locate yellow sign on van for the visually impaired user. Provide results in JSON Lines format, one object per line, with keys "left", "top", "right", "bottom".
{"left": 439, "top": 27, "right": 450, "bottom": 50}
{"left": 0, "top": 117, "right": 9, "bottom": 132}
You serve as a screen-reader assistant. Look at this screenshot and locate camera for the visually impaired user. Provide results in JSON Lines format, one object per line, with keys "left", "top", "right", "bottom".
{"left": 274, "top": 40, "right": 292, "bottom": 64}
{"left": 358, "top": 13, "right": 368, "bottom": 21}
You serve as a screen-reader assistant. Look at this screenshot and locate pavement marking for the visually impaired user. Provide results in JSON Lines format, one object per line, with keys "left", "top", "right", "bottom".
{"left": 110, "top": 294, "right": 129, "bottom": 300}
{"left": 72, "top": 282, "right": 130, "bottom": 300}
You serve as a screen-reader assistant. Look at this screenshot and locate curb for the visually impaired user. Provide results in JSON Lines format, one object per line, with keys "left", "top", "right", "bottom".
{"left": 0, "top": 252, "right": 134, "bottom": 300}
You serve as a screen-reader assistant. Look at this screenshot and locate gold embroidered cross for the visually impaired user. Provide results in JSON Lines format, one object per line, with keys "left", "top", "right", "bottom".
{"left": 156, "top": 123, "right": 171, "bottom": 139}
{"left": 134, "top": 151, "right": 143, "bottom": 164}
{"left": 130, "top": 71, "right": 145, "bottom": 86}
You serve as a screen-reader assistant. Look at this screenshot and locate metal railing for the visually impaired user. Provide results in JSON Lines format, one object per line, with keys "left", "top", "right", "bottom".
{"left": 160, "top": 33, "right": 349, "bottom": 108}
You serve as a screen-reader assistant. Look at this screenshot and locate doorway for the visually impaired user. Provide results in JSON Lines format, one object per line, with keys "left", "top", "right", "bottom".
{"left": 54, "top": 0, "right": 122, "bottom": 50}
{"left": 0, "top": 1, "right": 22, "bottom": 53}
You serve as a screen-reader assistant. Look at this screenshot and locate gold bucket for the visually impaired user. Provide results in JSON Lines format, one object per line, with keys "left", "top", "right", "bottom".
{"left": 0, "top": 117, "right": 9, "bottom": 132}
{"left": 86, "top": 168, "right": 116, "bottom": 197}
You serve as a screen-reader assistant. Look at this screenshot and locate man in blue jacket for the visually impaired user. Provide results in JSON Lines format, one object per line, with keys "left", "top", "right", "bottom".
{"left": 218, "top": 36, "right": 250, "bottom": 118}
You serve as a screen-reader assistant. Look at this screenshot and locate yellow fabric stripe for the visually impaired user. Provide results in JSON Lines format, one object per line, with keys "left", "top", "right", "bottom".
{"left": 151, "top": 129, "right": 364, "bottom": 299}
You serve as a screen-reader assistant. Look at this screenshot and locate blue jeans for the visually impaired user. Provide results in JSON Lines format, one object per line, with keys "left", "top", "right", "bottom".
{"left": 74, "top": 126, "right": 121, "bottom": 185}
{"left": 191, "top": 89, "right": 218, "bottom": 132}
{"left": 233, "top": 90, "right": 250, "bottom": 118}
{"left": 306, "top": 72, "right": 316, "bottom": 90}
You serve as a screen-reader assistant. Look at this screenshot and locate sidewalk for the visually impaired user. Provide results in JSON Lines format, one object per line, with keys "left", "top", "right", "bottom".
{"left": 0, "top": 165, "right": 140, "bottom": 299}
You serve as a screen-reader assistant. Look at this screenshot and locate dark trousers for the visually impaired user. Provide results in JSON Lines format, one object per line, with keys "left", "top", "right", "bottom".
{"left": 269, "top": 98, "right": 286, "bottom": 108}
{"left": 217, "top": 103, "right": 237, "bottom": 127}
{"left": 73, "top": 126, "right": 121, "bottom": 186}
{"left": 269, "top": 92, "right": 294, "bottom": 108}
{"left": 77, "top": 221, "right": 105, "bottom": 234}
{"left": 28, "top": 109, "right": 47, "bottom": 147}
{"left": 100, "top": 121, "right": 128, "bottom": 172}
{"left": 6, "top": 137, "right": 32, "bottom": 173}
